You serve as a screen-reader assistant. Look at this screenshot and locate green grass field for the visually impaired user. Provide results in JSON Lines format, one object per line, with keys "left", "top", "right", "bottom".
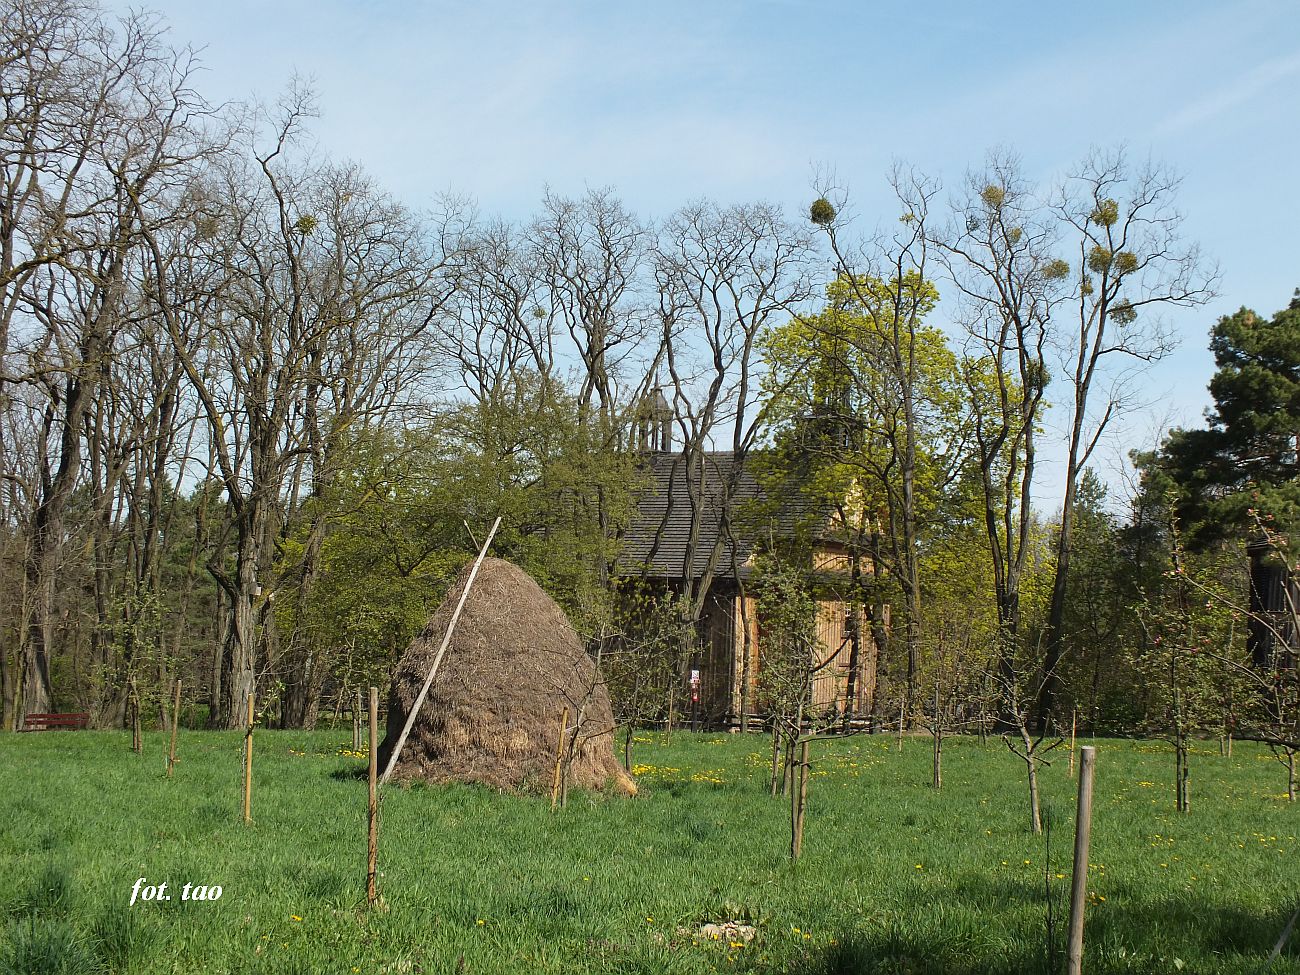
{"left": 1, "top": 729, "right": 1297, "bottom": 974}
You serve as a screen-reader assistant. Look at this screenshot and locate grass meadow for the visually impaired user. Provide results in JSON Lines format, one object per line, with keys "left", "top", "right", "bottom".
{"left": 1, "top": 728, "right": 1298, "bottom": 974}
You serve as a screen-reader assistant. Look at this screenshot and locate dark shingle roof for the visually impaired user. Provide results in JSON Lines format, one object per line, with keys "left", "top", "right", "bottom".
{"left": 617, "top": 450, "right": 816, "bottom": 582}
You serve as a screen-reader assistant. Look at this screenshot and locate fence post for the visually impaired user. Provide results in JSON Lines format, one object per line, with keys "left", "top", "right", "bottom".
{"left": 367, "top": 686, "right": 379, "bottom": 906}
{"left": 1066, "top": 745, "right": 1097, "bottom": 975}
{"left": 243, "top": 692, "right": 255, "bottom": 825}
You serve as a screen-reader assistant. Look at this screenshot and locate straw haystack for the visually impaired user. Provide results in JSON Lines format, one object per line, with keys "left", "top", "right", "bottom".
{"left": 377, "top": 557, "right": 636, "bottom": 795}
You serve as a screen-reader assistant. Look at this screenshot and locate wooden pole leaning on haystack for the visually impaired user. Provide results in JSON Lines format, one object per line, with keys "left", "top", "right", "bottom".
{"left": 1271, "top": 902, "right": 1300, "bottom": 962}
{"left": 380, "top": 517, "right": 501, "bottom": 785}
{"left": 167, "top": 680, "right": 182, "bottom": 778}
{"left": 1066, "top": 745, "right": 1097, "bottom": 975}
{"left": 243, "top": 692, "right": 255, "bottom": 825}
{"left": 367, "top": 686, "right": 380, "bottom": 906}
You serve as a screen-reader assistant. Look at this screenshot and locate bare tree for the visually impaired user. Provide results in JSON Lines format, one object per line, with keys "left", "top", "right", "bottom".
{"left": 428, "top": 213, "right": 552, "bottom": 406}
{"left": 654, "top": 201, "right": 816, "bottom": 623}
{"left": 1038, "top": 149, "right": 1216, "bottom": 725}
{"left": 2, "top": 4, "right": 214, "bottom": 722}
{"left": 933, "top": 151, "right": 1069, "bottom": 715}
{"left": 147, "top": 93, "right": 456, "bottom": 728}
{"left": 531, "top": 188, "right": 654, "bottom": 423}
{"left": 986, "top": 630, "right": 1065, "bottom": 832}
{"left": 276, "top": 164, "right": 454, "bottom": 727}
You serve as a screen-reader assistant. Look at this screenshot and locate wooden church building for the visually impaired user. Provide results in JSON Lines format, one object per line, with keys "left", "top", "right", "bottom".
{"left": 617, "top": 392, "right": 878, "bottom": 729}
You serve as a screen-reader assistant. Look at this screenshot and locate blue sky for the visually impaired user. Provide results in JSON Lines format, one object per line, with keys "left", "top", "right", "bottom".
{"left": 121, "top": 0, "right": 1299, "bottom": 508}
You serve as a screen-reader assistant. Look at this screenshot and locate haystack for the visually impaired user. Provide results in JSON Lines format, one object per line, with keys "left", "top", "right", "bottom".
{"left": 377, "top": 557, "right": 636, "bottom": 795}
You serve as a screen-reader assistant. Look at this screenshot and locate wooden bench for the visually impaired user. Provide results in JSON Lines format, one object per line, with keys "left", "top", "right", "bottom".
{"left": 21, "top": 712, "right": 90, "bottom": 731}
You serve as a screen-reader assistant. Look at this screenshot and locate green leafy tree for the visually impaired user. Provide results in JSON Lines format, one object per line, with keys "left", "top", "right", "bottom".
{"left": 605, "top": 584, "right": 694, "bottom": 770}
{"left": 1052, "top": 470, "right": 1138, "bottom": 728}
{"left": 1136, "top": 525, "right": 1247, "bottom": 813}
{"left": 761, "top": 269, "right": 971, "bottom": 720}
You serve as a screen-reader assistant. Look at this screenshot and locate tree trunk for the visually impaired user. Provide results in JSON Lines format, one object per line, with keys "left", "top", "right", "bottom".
{"left": 1174, "top": 735, "right": 1190, "bottom": 814}
{"left": 1039, "top": 476, "right": 1077, "bottom": 731}
{"left": 770, "top": 724, "right": 782, "bottom": 796}
{"left": 933, "top": 729, "right": 943, "bottom": 790}
{"left": 933, "top": 682, "right": 943, "bottom": 788}
{"left": 209, "top": 588, "right": 227, "bottom": 728}
{"left": 791, "top": 738, "right": 810, "bottom": 860}
{"left": 780, "top": 730, "right": 794, "bottom": 797}
{"left": 1, "top": 640, "right": 12, "bottom": 731}
{"left": 22, "top": 521, "right": 59, "bottom": 719}
{"left": 843, "top": 560, "right": 863, "bottom": 733}
{"left": 217, "top": 520, "right": 262, "bottom": 728}
{"left": 737, "top": 591, "right": 754, "bottom": 733}
{"left": 1020, "top": 727, "right": 1043, "bottom": 834}
{"left": 1027, "top": 756, "right": 1042, "bottom": 834}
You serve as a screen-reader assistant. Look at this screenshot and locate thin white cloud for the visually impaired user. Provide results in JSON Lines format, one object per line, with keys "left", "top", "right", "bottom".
{"left": 1153, "top": 48, "right": 1300, "bottom": 137}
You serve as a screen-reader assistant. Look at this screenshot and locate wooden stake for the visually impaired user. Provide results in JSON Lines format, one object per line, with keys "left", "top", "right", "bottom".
{"left": 367, "top": 686, "right": 379, "bottom": 906}
{"left": 353, "top": 688, "right": 362, "bottom": 752}
{"left": 897, "top": 700, "right": 904, "bottom": 752}
{"left": 551, "top": 706, "right": 570, "bottom": 811}
{"left": 769, "top": 724, "right": 782, "bottom": 797}
{"left": 793, "top": 739, "right": 810, "bottom": 859}
{"left": 381, "top": 517, "right": 501, "bottom": 784}
{"left": 932, "top": 682, "right": 942, "bottom": 790}
{"left": 167, "top": 679, "right": 181, "bottom": 778}
{"left": 130, "top": 677, "right": 142, "bottom": 754}
{"left": 1066, "top": 746, "right": 1097, "bottom": 975}
{"left": 243, "top": 692, "right": 254, "bottom": 825}
{"left": 790, "top": 736, "right": 801, "bottom": 858}
{"left": 1069, "top": 709, "right": 1077, "bottom": 778}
